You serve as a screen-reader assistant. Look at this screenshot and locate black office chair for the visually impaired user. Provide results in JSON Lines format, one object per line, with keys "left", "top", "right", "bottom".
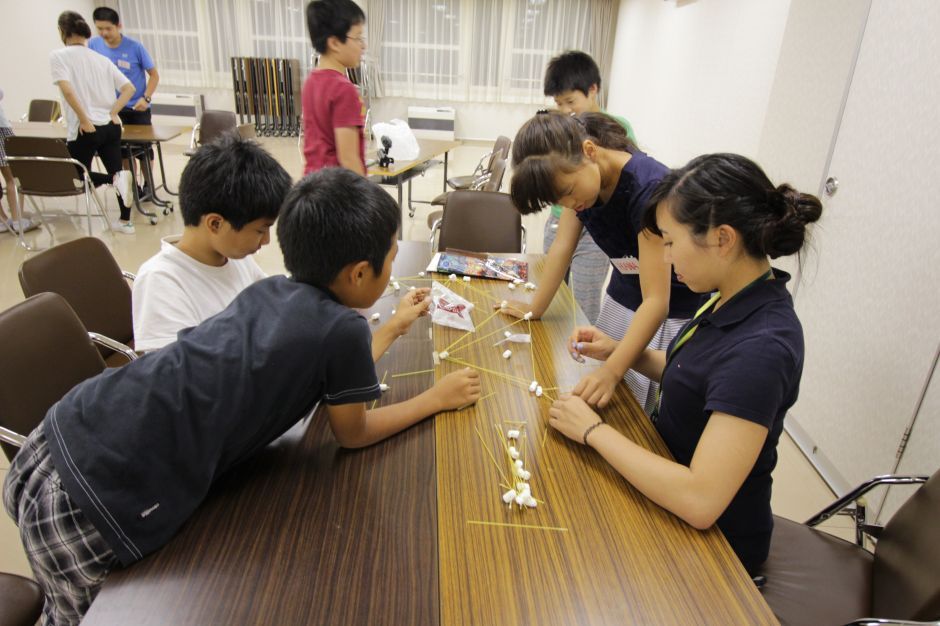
{"left": 430, "top": 190, "right": 525, "bottom": 253}
{"left": 19, "top": 99, "right": 62, "bottom": 123}
{"left": 186, "top": 110, "right": 238, "bottom": 156}
{"left": 757, "top": 469, "right": 940, "bottom": 625}
{"left": 427, "top": 155, "right": 508, "bottom": 229}
{"left": 0, "top": 572, "right": 44, "bottom": 626}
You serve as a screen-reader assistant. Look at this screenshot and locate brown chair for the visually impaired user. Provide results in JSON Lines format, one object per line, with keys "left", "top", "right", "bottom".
{"left": 19, "top": 237, "right": 137, "bottom": 368}
{"left": 427, "top": 154, "right": 508, "bottom": 227}
{"left": 757, "top": 470, "right": 940, "bottom": 625}
{"left": 19, "top": 99, "right": 62, "bottom": 123}
{"left": 445, "top": 135, "right": 510, "bottom": 191}
{"left": 0, "top": 293, "right": 135, "bottom": 462}
{"left": 430, "top": 190, "right": 526, "bottom": 253}
{"left": 186, "top": 110, "right": 238, "bottom": 156}
{"left": 0, "top": 572, "right": 44, "bottom": 626}
{"left": 5, "top": 136, "right": 111, "bottom": 250}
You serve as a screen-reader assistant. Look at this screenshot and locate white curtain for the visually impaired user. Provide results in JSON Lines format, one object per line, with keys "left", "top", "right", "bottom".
{"left": 99, "top": 0, "right": 617, "bottom": 103}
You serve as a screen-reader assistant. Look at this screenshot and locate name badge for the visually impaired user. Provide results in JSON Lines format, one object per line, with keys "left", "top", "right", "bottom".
{"left": 611, "top": 256, "right": 640, "bottom": 274}
{"left": 118, "top": 59, "right": 131, "bottom": 70}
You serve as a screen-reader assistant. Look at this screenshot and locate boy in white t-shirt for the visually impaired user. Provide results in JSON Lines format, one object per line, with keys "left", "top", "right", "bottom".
{"left": 132, "top": 133, "right": 292, "bottom": 350}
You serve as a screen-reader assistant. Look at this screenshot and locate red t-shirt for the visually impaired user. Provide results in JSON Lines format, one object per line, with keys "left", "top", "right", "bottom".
{"left": 302, "top": 69, "right": 366, "bottom": 175}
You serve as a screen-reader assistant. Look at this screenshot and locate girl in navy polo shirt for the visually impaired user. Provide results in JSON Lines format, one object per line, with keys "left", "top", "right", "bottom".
{"left": 548, "top": 153, "right": 822, "bottom": 574}
{"left": 506, "top": 111, "right": 700, "bottom": 415}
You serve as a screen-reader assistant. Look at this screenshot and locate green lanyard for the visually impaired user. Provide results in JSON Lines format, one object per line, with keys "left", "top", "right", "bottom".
{"left": 652, "top": 269, "right": 773, "bottom": 420}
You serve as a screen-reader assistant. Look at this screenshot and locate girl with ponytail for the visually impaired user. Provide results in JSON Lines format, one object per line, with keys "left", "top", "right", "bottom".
{"left": 507, "top": 110, "right": 701, "bottom": 415}
{"left": 549, "top": 153, "right": 822, "bottom": 574}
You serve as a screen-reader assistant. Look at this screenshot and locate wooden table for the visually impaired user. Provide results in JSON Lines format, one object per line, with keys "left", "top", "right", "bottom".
{"left": 368, "top": 138, "right": 462, "bottom": 225}
{"left": 81, "top": 242, "right": 777, "bottom": 625}
{"left": 10, "top": 121, "right": 187, "bottom": 223}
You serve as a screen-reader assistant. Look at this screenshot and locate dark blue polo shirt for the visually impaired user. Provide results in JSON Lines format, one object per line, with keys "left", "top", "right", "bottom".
{"left": 655, "top": 270, "right": 804, "bottom": 573}
{"left": 576, "top": 152, "right": 701, "bottom": 318}
{"left": 43, "top": 276, "right": 381, "bottom": 566}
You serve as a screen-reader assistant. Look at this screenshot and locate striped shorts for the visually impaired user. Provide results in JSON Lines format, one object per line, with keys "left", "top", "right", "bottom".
{"left": 3, "top": 427, "right": 118, "bottom": 626}
{"left": 543, "top": 214, "right": 609, "bottom": 325}
{"left": 0, "top": 126, "right": 12, "bottom": 167}
{"left": 596, "top": 294, "right": 689, "bottom": 417}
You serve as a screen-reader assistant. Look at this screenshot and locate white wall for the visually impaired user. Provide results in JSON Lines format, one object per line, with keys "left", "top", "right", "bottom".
{"left": 606, "top": 0, "right": 791, "bottom": 167}
{"left": 0, "top": 0, "right": 97, "bottom": 120}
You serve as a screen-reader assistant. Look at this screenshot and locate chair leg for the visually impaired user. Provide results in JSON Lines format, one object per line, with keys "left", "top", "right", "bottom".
{"left": 87, "top": 183, "right": 115, "bottom": 239}
{"left": 14, "top": 195, "right": 51, "bottom": 252}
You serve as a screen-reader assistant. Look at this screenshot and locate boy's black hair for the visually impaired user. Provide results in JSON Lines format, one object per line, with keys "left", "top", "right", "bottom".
{"left": 179, "top": 133, "right": 292, "bottom": 230}
{"left": 92, "top": 7, "right": 120, "bottom": 25}
{"left": 278, "top": 168, "right": 400, "bottom": 288}
{"left": 306, "top": 0, "right": 366, "bottom": 54}
{"left": 543, "top": 50, "right": 602, "bottom": 97}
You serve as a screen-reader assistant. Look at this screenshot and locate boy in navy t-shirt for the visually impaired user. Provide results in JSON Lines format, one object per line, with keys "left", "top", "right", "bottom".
{"left": 3, "top": 168, "right": 481, "bottom": 624}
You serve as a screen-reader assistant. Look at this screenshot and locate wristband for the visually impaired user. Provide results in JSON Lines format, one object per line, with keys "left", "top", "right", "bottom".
{"left": 583, "top": 421, "right": 604, "bottom": 446}
{"left": 143, "top": 95, "right": 152, "bottom": 104}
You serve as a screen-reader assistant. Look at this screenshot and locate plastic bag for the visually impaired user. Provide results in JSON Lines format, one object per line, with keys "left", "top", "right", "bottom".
{"left": 371, "top": 119, "right": 420, "bottom": 161}
{"left": 430, "top": 281, "right": 475, "bottom": 332}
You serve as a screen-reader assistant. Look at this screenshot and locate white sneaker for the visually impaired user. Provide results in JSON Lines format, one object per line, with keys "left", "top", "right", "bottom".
{"left": 111, "top": 220, "right": 136, "bottom": 235}
{"left": 114, "top": 171, "right": 135, "bottom": 207}
{"left": 8, "top": 218, "right": 39, "bottom": 234}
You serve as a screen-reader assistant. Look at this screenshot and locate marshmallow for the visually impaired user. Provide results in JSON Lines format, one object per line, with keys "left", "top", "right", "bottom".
{"left": 502, "top": 349, "right": 512, "bottom": 359}
{"left": 507, "top": 429, "right": 520, "bottom": 440}
{"left": 502, "top": 489, "right": 517, "bottom": 504}
{"left": 379, "top": 383, "right": 389, "bottom": 392}
{"left": 523, "top": 312, "right": 533, "bottom": 321}
{"left": 409, "top": 285, "right": 417, "bottom": 291}
{"left": 513, "top": 278, "right": 523, "bottom": 285}
{"left": 371, "top": 312, "right": 381, "bottom": 322}
{"left": 529, "top": 380, "right": 538, "bottom": 392}
{"left": 432, "top": 351, "right": 441, "bottom": 365}
{"left": 516, "top": 482, "right": 528, "bottom": 492}
{"left": 393, "top": 281, "right": 401, "bottom": 292}
{"left": 508, "top": 446, "right": 520, "bottom": 460}
{"left": 463, "top": 276, "right": 471, "bottom": 282}
{"left": 525, "top": 282, "right": 536, "bottom": 290}
{"left": 449, "top": 273, "right": 457, "bottom": 281}
{"left": 508, "top": 282, "right": 516, "bottom": 290}
{"left": 514, "top": 459, "right": 524, "bottom": 469}
{"left": 504, "top": 330, "right": 512, "bottom": 338}
{"left": 391, "top": 309, "right": 396, "bottom": 315}
{"left": 390, "top": 275, "right": 396, "bottom": 281}
{"left": 520, "top": 470, "right": 531, "bottom": 481}
{"left": 439, "top": 350, "right": 449, "bottom": 359}
{"left": 524, "top": 495, "right": 538, "bottom": 508}
{"left": 514, "top": 493, "right": 527, "bottom": 506}
{"left": 535, "top": 386, "right": 543, "bottom": 397}
{"left": 501, "top": 300, "right": 508, "bottom": 309}
{"left": 418, "top": 271, "right": 426, "bottom": 277}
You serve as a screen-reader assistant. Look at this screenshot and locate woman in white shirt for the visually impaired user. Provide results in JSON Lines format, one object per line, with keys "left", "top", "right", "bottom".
{"left": 50, "top": 11, "right": 137, "bottom": 234}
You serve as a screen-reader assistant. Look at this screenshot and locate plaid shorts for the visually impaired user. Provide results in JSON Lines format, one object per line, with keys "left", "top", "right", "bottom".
{"left": 3, "top": 426, "right": 118, "bottom": 626}
{"left": 0, "top": 126, "right": 12, "bottom": 167}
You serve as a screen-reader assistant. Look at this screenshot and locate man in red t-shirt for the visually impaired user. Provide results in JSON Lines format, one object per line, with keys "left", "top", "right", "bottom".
{"left": 303, "top": 0, "right": 367, "bottom": 176}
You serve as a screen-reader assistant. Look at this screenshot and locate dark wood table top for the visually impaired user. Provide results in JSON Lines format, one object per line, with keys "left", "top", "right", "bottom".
{"left": 10, "top": 121, "right": 187, "bottom": 143}
{"left": 82, "top": 241, "right": 777, "bottom": 625}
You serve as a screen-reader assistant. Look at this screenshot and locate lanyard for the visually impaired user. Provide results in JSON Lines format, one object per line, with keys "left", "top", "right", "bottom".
{"left": 652, "top": 269, "right": 773, "bottom": 419}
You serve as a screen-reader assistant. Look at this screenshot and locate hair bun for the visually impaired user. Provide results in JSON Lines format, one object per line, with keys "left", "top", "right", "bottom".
{"left": 762, "top": 183, "right": 823, "bottom": 258}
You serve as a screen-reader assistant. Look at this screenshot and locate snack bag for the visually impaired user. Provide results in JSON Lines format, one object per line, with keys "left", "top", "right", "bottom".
{"left": 430, "top": 281, "right": 475, "bottom": 332}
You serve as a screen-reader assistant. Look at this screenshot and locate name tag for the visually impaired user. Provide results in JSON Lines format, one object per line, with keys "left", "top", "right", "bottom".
{"left": 118, "top": 59, "right": 132, "bottom": 70}
{"left": 611, "top": 256, "right": 640, "bottom": 274}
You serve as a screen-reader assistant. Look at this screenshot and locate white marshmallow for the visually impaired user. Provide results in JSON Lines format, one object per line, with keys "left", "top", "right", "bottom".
{"left": 432, "top": 351, "right": 441, "bottom": 365}
{"left": 418, "top": 271, "right": 426, "bottom": 277}
{"left": 463, "top": 276, "right": 471, "bottom": 282}
{"left": 508, "top": 446, "right": 520, "bottom": 460}
{"left": 514, "top": 459, "right": 524, "bottom": 469}
{"left": 390, "top": 275, "right": 396, "bottom": 281}
{"left": 529, "top": 380, "right": 538, "bottom": 392}
{"left": 371, "top": 312, "right": 381, "bottom": 322}
{"left": 502, "top": 489, "right": 517, "bottom": 504}
{"left": 508, "top": 282, "right": 516, "bottom": 290}
{"left": 523, "top": 311, "right": 533, "bottom": 321}
{"left": 519, "top": 482, "right": 531, "bottom": 494}
{"left": 520, "top": 470, "right": 531, "bottom": 481}
{"left": 524, "top": 495, "right": 537, "bottom": 508}
{"left": 525, "top": 282, "right": 536, "bottom": 290}
{"left": 502, "top": 349, "right": 512, "bottom": 359}
{"left": 504, "top": 331, "right": 512, "bottom": 338}
{"left": 535, "top": 386, "right": 543, "bottom": 397}
{"left": 449, "top": 273, "right": 457, "bottom": 281}
{"left": 516, "top": 482, "right": 528, "bottom": 492}
{"left": 391, "top": 309, "right": 396, "bottom": 315}
{"left": 393, "top": 281, "right": 401, "bottom": 292}
{"left": 408, "top": 285, "right": 417, "bottom": 291}
{"left": 507, "top": 429, "right": 520, "bottom": 439}
{"left": 379, "top": 383, "right": 389, "bottom": 392}
{"left": 439, "top": 350, "right": 449, "bottom": 359}
{"left": 512, "top": 278, "right": 523, "bottom": 285}
{"left": 514, "top": 493, "right": 527, "bottom": 506}
{"left": 501, "top": 300, "right": 508, "bottom": 309}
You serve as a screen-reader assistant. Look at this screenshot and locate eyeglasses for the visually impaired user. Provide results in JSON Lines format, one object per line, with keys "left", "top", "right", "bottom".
{"left": 346, "top": 34, "right": 367, "bottom": 46}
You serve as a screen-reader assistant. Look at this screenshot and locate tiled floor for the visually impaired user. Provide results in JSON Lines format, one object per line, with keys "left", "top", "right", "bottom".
{"left": 0, "top": 134, "right": 853, "bottom": 582}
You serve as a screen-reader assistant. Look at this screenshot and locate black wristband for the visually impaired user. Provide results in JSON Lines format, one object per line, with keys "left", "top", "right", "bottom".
{"left": 583, "top": 421, "right": 604, "bottom": 446}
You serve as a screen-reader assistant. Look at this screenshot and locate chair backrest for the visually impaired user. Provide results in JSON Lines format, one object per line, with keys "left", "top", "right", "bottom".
{"left": 19, "top": 237, "right": 134, "bottom": 350}
{"left": 437, "top": 191, "right": 523, "bottom": 253}
{"left": 872, "top": 467, "right": 940, "bottom": 619}
{"left": 0, "top": 572, "right": 44, "bottom": 626}
{"left": 0, "top": 293, "right": 105, "bottom": 461}
{"left": 493, "top": 135, "right": 511, "bottom": 160}
{"left": 26, "top": 99, "right": 61, "bottom": 123}
{"left": 482, "top": 156, "right": 507, "bottom": 192}
{"left": 198, "top": 110, "right": 238, "bottom": 146}
{"left": 5, "top": 136, "right": 83, "bottom": 197}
